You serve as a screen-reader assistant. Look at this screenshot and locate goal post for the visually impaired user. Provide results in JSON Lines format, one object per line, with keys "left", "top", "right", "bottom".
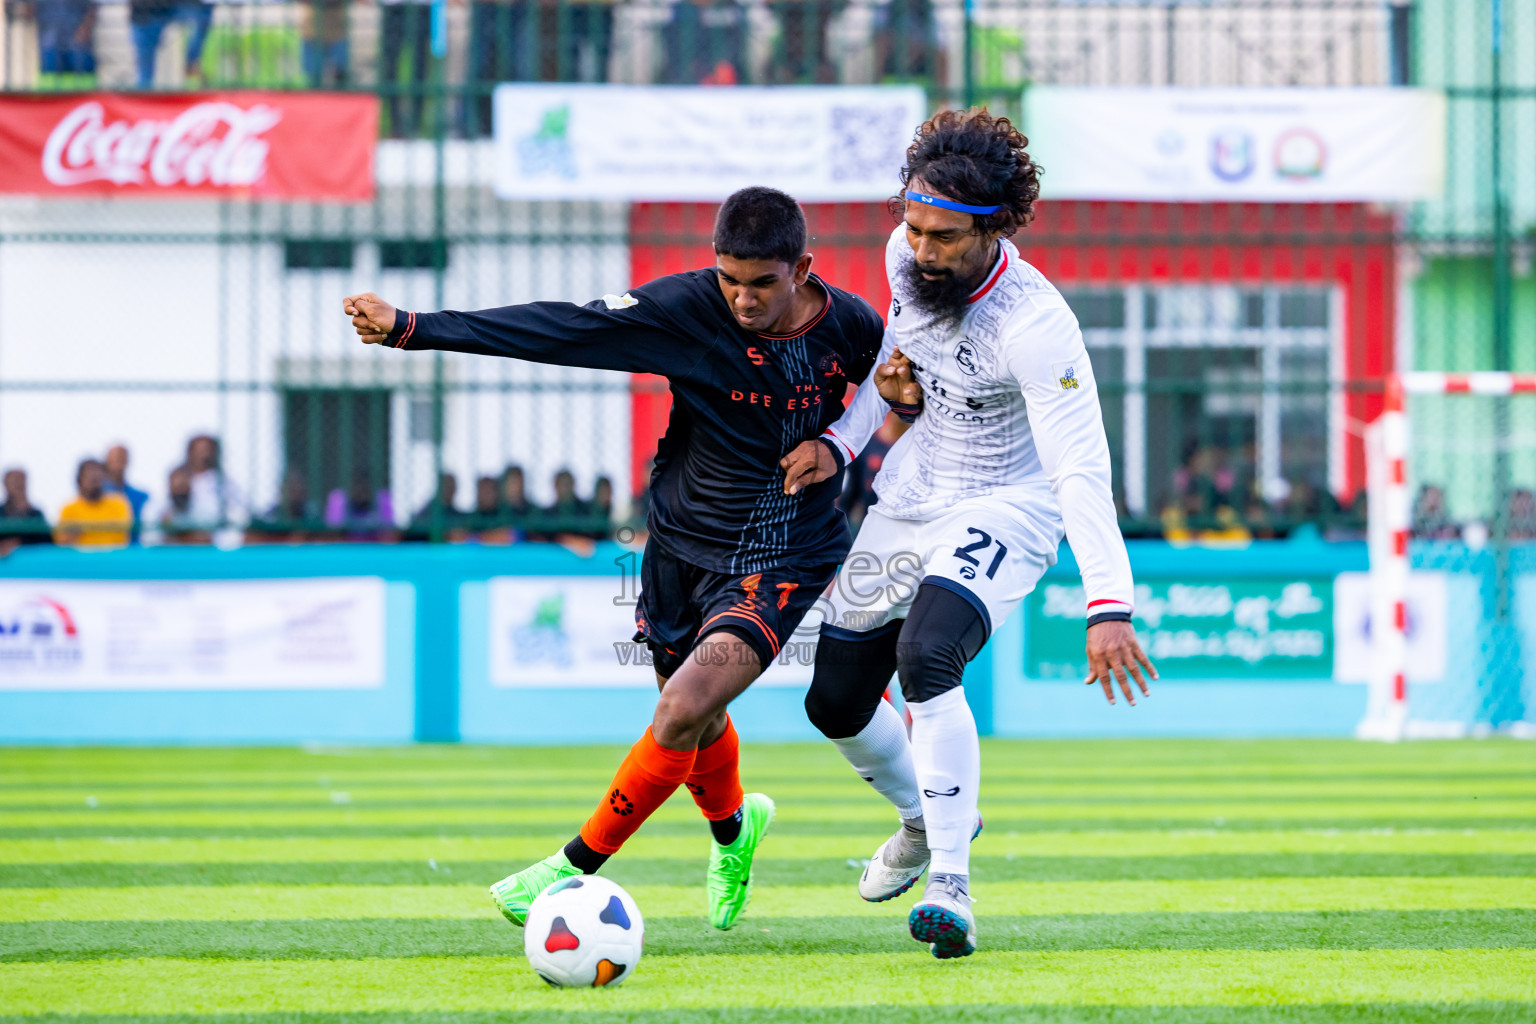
{"left": 1360, "top": 372, "right": 1536, "bottom": 741}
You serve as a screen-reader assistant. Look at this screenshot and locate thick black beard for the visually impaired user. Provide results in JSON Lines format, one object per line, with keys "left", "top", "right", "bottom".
{"left": 901, "top": 257, "right": 983, "bottom": 323}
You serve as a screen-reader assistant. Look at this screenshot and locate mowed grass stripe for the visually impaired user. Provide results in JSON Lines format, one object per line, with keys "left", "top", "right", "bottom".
{"left": 3, "top": 950, "right": 1534, "bottom": 1013}
{"left": 10, "top": 853, "right": 1536, "bottom": 890}
{"left": 5, "top": 877, "right": 1532, "bottom": 922}
{"left": 8, "top": 829, "right": 1532, "bottom": 865}
{"left": 9, "top": 778, "right": 1533, "bottom": 807}
{"left": 3, "top": 1006, "right": 1535, "bottom": 1024}
{"left": 11, "top": 798, "right": 1536, "bottom": 829}
{"left": 7, "top": 910, "right": 1536, "bottom": 962}
{"left": 11, "top": 817, "right": 1536, "bottom": 840}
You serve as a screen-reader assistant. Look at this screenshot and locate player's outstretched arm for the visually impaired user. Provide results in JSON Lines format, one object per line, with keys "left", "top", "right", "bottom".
{"left": 342, "top": 285, "right": 695, "bottom": 376}
{"left": 780, "top": 346, "right": 920, "bottom": 496}
{"left": 1085, "top": 620, "right": 1157, "bottom": 706}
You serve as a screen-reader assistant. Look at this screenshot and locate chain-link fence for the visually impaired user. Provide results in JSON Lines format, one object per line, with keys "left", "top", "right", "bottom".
{"left": 0, "top": 0, "right": 1529, "bottom": 557}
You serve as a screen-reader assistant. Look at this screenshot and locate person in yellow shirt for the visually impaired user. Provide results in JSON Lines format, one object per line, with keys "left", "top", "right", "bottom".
{"left": 55, "top": 459, "right": 133, "bottom": 547}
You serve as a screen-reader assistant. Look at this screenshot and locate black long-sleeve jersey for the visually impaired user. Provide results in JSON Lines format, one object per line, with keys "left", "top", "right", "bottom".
{"left": 385, "top": 269, "right": 886, "bottom": 574}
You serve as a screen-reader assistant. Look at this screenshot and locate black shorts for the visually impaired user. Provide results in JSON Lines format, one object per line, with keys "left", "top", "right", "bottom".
{"left": 634, "top": 542, "right": 837, "bottom": 679}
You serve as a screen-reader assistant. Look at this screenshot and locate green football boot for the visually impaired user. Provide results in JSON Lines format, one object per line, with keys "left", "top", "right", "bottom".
{"left": 488, "top": 851, "right": 581, "bottom": 926}
{"left": 706, "top": 792, "right": 775, "bottom": 930}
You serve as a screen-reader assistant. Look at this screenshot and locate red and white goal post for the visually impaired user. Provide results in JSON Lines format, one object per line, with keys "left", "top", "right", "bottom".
{"left": 1359, "top": 372, "right": 1536, "bottom": 742}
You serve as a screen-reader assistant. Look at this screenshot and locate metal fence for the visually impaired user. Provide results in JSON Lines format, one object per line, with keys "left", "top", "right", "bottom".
{"left": 0, "top": 0, "right": 1530, "bottom": 552}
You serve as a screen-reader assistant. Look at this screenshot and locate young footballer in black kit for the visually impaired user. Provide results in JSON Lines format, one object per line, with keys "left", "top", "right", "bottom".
{"left": 344, "top": 186, "right": 919, "bottom": 937}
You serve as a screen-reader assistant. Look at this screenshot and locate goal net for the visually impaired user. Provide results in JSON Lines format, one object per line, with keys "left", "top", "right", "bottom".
{"left": 1360, "top": 373, "right": 1536, "bottom": 741}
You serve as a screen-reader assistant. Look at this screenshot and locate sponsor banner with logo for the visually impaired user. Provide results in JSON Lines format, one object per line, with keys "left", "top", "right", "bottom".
{"left": 1023, "top": 87, "right": 1445, "bottom": 202}
{"left": 492, "top": 85, "right": 926, "bottom": 201}
{"left": 1026, "top": 578, "right": 1334, "bottom": 680}
{"left": 487, "top": 576, "right": 819, "bottom": 687}
{"left": 0, "top": 578, "right": 386, "bottom": 689}
{"left": 0, "top": 92, "right": 378, "bottom": 200}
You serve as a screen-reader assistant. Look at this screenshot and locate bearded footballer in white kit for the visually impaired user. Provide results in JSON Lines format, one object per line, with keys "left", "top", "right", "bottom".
{"left": 780, "top": 108, "right": 1158, "bottom": 959}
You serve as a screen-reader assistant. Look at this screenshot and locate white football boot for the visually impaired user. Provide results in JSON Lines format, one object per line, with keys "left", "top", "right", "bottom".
{"left": 908, "top": 872, "right": 977, "bottom": 959}
{"left": 858, "top": 813, "right": 983, "bottom": 902}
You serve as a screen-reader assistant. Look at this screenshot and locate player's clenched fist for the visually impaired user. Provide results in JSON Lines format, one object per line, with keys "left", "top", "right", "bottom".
{"left": 343, "top": 293, "right": 397, "bottom": 345}
{"left": 873, "top": 346, "right": 919, "bottom": 408}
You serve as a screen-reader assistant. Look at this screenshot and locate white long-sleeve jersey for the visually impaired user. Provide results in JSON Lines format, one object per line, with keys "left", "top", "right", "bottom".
{"left": 820, "top": 226, "right": 1135, "bottom": 619}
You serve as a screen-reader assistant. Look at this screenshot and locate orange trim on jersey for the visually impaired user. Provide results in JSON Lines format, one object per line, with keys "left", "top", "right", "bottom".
{"left": 755, "top": 282, "right": 831, "bottom": 340}
{"left": 967, "top": 249, "right": 1009, "bottom": 305}
{"left": 701, "top": 606, "right": 782, "bottom": 658}
{"left": 394, "top": 311, "right": 417, "bottom": 349}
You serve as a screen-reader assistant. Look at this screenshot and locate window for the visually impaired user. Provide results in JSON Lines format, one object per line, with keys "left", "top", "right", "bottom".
{"left": 1063, "top": 285, "right": 1337, "bottom": 521}
{"left": 379, "top": 239, "right": 449, "bottom": 270}
{"left": 283, "top": 238, "right": 355, "bottom": 270}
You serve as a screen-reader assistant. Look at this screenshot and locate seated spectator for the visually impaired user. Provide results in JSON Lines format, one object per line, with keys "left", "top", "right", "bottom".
{"left": 662, "top": 0, "right": 750, "bottom": 84}
{"left": 874, "top": 0, "right": 939, "bottom": 83}
{"left": 501, "top": 464, "right": 534, "bottom": 523}
{"left": 1244, "top": 497, "right": 1279, "bottom": 540}
{"left": 150, "top": 465, "right": 212, "bottom": 544}
{"left": 103, "top": 445, "right": 149, "bottom": 543}
{"left": 0, "top": 469, "right": 51, "bottom": 556}
{"left": 325, "top": 471, "right": 397, "bottom": 542}
{"left": 185, "top": 434, "right": 246, "bottom": 529}
{"left": 1411, "top": 483, "right": 1459, "bottom": 540}
{"left": 412, "top": 472, "right": 459, "bottom": 524}
{"left": 1506, "top": 488, "right": 1536, "bottom": 541}
{"left": 55, "top": 459, "right": 133, "bottom": 548}
{"left": 247, "top": 471, "right": 323, "bottom": 542}
{"left": 129, "top": 0, "right": 214, "bottom": 88}
{"left": 578, "top": 474, "right": 614, "bottom": 540}
{"left": 26, "top": 0, "right": 97, "bottom": 86}
{"left": 766, "top": 0, "right": 837, "bottom": 83}
{"left": 546, "top": 468, "right": 591, "bottom": 524}
{"left": 303, "top": 0, "right": 350, "bottom": 88}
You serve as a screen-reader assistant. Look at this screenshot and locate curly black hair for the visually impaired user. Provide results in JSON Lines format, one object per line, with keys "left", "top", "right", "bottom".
{"left": 891, "top": 108, "right": 1042, "bottom": 238}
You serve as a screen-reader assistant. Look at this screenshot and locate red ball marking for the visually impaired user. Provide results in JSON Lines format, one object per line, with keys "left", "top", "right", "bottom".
{"left": 544, "top": 916, "right": 580, "bottom": 953}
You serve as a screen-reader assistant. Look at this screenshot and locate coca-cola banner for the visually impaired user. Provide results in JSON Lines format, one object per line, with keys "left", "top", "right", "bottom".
{"left": 0, "top": 92, "right": 378, "bottom": 200}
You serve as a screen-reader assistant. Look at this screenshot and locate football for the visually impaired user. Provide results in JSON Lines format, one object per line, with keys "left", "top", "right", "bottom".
{"left": 523, "top": 874, "right": 645, "bottom": 988}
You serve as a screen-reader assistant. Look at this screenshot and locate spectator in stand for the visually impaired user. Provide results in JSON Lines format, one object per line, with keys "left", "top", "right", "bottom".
{"left": 1505, "top": 488, "right": 1536, "bottom": 541}
{"left": 302, "top": 0, "right": 351, "bottom": 88}
{"left": 411, "top": 472, "right": 458, "bottom": 527}
{"left": 874, "top": 0, "right": 939, "bottom": 83}
{"left": 378, "top": 0, "right": 433, "bottom": 137}
{"left": 766, "top": 0, "right": 837, "bottom": 83}
{"left": 185, "top": 434, "right": 246, "bottom": 529}
{"left": 1411, "top": 483, "right": 1459, "bottom": 540}
{"left": 501, "top": 464, "right": 534, "bottom": 524}
{"left": 579, "top": 474, "right": 614, "bottom": 540}
{"left": 248, "top": 471, "right": 322, "bottom": 542}
{"left": 24, "top": 0, "right": 97, "bottom": 85}
{"left": 128, "top": 0, "right": 214, "bottom": 88}
{"left": 0, "top": 469, "right": 51, "bottom": 556}
{"left": 545, "top": 468, "right": 590, "bottom": 523}
{"left": 1244, "top": 497, "right": 1279, "bottom": 540}
{"left": 325, "top": 470, "right": 397, "bottom": 542}
{"left": 471, "top": 475, "right": 500, "bottom": 525}
{"left": 150, "top": 465, "right": 212, "bottom": 544}
{"left": 103, "top": 445, "right": 149, "bottom": 543}
{"left": 661, "top": 0, "right": 750, "bottom": 84}
{"left": 55, "top": 459, "right": 133, "bottom": 548}
{"left": 464, "top": 0, "right": 614, "bottom": 136}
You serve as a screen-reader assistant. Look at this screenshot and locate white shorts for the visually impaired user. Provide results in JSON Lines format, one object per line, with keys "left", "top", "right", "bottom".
{"left": 822, "top": 498, "right": 1063, "bottom": 639}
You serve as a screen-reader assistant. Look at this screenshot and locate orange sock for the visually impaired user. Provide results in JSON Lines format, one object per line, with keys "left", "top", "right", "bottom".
{"left": 684, "top": 716, "right": 744, "bottom": 821}
{"left": 578, "top": 728, "right": 697, "bottom": 856}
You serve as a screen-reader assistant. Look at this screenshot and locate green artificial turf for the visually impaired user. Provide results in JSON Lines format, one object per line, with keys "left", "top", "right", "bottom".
{"left": 0, "top": 739, "right": 1533, "bottom": 1021}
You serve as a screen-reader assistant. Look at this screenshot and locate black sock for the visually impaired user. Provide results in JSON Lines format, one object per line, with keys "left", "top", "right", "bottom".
{"left": 709, "top": 805, "right": 744, "bottom": 846}
{"left": 562, "top": 835, "right": 609, "bottom": 874}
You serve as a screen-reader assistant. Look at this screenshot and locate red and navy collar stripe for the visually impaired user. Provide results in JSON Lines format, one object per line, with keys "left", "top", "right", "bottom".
{"left": 967, "top": 248, "right": 1009, "bottom": 305}
{"left": 755, "top": 277, "right": 832, "bottom": 340}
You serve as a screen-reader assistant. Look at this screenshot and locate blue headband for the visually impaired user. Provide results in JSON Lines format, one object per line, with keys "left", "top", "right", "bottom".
{"left": 905, "top": 190, "right": 1002, "bottom": 216}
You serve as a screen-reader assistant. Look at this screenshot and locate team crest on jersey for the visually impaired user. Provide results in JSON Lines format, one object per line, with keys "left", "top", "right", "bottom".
{"left": 818, "top": 352, "right": 848, "bottom": 390}
{"left": 953, "top": 339, "right": 980, "bottom": 376}
{"left": 891, "top": 297, "right": 901, "bottom": 317}
{"left": 1053, "top": 362, "right": 1081, "bottom": 391}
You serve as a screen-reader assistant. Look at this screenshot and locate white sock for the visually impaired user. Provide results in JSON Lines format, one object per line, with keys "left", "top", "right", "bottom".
{"left": 829, "top": 698, "right": 923, "bottom": 820}
{"left": 907, "top": 686, "right": 980, "bottom": 878}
